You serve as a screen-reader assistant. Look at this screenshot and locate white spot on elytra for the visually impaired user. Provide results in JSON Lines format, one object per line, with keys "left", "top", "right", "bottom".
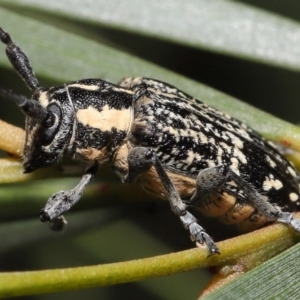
{"left": 288, "top": 166, "right": 297, "bottom": 178}
{"left": 217, "top": 147, "right": 224, "bottom": 164}
{"left": 207, "top": 160, "right": 216, "bottom": 168}
{"left": 289, "top": 193, "right": 299, "bottom": 202}
{"left": 156, "top": 123, "right": 163, "bottom": 130}
{"left": 221, "top": 132, "right": 229, "bottom": 141}
{"left": 263, "top": 175, "right": 283, "bottom": 191}
{"left": 219, "top": 142, "right": 231, "bottom": 153}
{"left": 194, "top": 153, "right": 202, "bottom": 161}
{"left": 230, "top": 157, "right": 240, "bottom": 175}
{"left": 206, "top": 123, "right": 214, "bottom": 131}
{"left": 226, "top": 132, "right": 244, "bottom": 149}
{"left": 267, "top": 141, "right": 277, "bottom": 149}
{"left": 208, "top": 137, "right": 215, "bottom": 144}
{"left": 233, "top": 147, "right": 247, "bottom": 164}
{"left": 236, "top": 128, "right": 251, "bottom": 140}
{"left": 265, "top": 155, "right": 276, "bottom": 168}
{"left": 185, "top": 150, "right": 195, "bottom": 165}
{"left": 199, "top": 132, "right": 208, "bottom": 144}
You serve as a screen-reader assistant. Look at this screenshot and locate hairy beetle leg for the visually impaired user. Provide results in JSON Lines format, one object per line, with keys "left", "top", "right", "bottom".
{"left": 40, "top": 164, "right": 98, "bottom": 229}
{"left": 125, "top": 147, "right": 219, "bottom": 255}
{"left": 277, "top": 212, "right": 300, "bottom": 233}
{"left": 190, "top": 165, "right": 280, "bottom": 222}
{"left": 190, "top": 165, "right": 300, "bottom": 233}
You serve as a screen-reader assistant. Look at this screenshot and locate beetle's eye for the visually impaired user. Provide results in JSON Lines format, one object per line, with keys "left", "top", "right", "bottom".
{"left": 43, "top": 112, "right": 56, "bottom": 128}
{"left": 38, "top": 103, "right": 62, "bottom": 146}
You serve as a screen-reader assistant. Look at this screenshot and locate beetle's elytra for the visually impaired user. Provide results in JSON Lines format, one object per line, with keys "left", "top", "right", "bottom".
{"left": 1, "top": 27, "right": 300, "bottom": 255}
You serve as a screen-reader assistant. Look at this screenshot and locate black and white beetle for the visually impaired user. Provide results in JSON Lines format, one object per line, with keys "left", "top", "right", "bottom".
{"left": 1, "top": 27, "right": 300, "bottom": 255}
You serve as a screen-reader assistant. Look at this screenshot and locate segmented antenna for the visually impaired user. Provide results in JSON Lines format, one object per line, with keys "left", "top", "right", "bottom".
{"left": 0, "top": 88, "right": 47, "bottom": 121}
{"left": 0, "top": 27, "right": 40, "bottom": 92}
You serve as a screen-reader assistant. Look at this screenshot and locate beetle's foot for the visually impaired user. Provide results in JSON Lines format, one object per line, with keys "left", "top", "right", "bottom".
{"left": 180, "top": 211, "right": 219, "bottom": 256}
{"left": 49, "top": 215, "right": 67, "bottom": 232}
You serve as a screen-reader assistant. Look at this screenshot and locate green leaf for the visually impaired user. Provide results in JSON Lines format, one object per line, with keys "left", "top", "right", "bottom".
{"left": 1, "top": 2, "right": 300, "bottom": 148}
{"left": 202, "top": 242, "right": 300, "bottom": 300}
{"left": 3, "top": 0, "right": 300, "bottom": 70}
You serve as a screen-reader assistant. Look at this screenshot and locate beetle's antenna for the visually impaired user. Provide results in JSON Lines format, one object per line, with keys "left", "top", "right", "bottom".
{"left": 0, "top": 88, "right": 47, "bottom": 121}
{"left": 0, "top": 27, "right": 40, "bottom": 92}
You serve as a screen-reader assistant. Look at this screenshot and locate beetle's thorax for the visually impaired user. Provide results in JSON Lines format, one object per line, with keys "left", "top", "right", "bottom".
{"left": 66, "top": 80, "right": 134, "bottom": 166}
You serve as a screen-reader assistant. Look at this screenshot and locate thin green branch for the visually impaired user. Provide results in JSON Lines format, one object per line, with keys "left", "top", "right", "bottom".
{"left": 0, "top": 220, "right": 298, "bottom": 298}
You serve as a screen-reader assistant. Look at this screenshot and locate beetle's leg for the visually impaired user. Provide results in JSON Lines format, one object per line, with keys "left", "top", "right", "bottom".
{"left": 190, "top": 165, "right": 300, "bottom": 232}
{"left": 124, "top": 147, "right": 219, "bottom": 255}
{"left": 190, "top": 166, "right": 279, "bottom": 221}
{"left": 40, "top": 164, "right": 98, "bottom": 231}
{"left": 276, "top": 212, "right": 300, "bottom": 233}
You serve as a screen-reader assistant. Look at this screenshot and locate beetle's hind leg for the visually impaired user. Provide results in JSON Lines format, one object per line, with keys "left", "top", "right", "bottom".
{"left": 190, "top": 166, "right": 280, "bottom": 221}
{"left": 190, "top": 165, "right": 300, "bottom": 233}
{"left": 277, "top": 212, "right": 300, "bottom": 233}
{"left": 124, "top": 147, "right": 219, "bottom": 255}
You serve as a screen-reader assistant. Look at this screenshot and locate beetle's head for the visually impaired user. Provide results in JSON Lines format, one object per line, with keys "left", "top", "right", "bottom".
{"left": 0, "top": 28, "right": 75, "bottom": 172}
{"left": 22, "top": 87, "right": 75, "bottom": 172}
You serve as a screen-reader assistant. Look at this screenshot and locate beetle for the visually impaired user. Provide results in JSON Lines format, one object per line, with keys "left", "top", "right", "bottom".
{"left": 1, "top": 27, "right": 300, "bottom": 255}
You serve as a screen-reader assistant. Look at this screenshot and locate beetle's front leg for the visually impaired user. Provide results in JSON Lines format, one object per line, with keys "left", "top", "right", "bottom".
{"left": 124, "top": 147, "right": 219, "bottom": 255}
{"left": 40, "top": 164, "right": 98, "bottom": 231}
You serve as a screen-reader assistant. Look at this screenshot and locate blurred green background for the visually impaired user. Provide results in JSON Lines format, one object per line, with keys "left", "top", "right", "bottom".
{"left": 1, "top": 1, "right": 300, "bottom": 299}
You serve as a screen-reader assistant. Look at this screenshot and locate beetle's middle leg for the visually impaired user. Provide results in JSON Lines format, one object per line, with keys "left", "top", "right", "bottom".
{"left": 189, "top": 165, "right": 300, "bottom": 233}
{"left": 124, "top": 147, "right": 219, "bottom": 255}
